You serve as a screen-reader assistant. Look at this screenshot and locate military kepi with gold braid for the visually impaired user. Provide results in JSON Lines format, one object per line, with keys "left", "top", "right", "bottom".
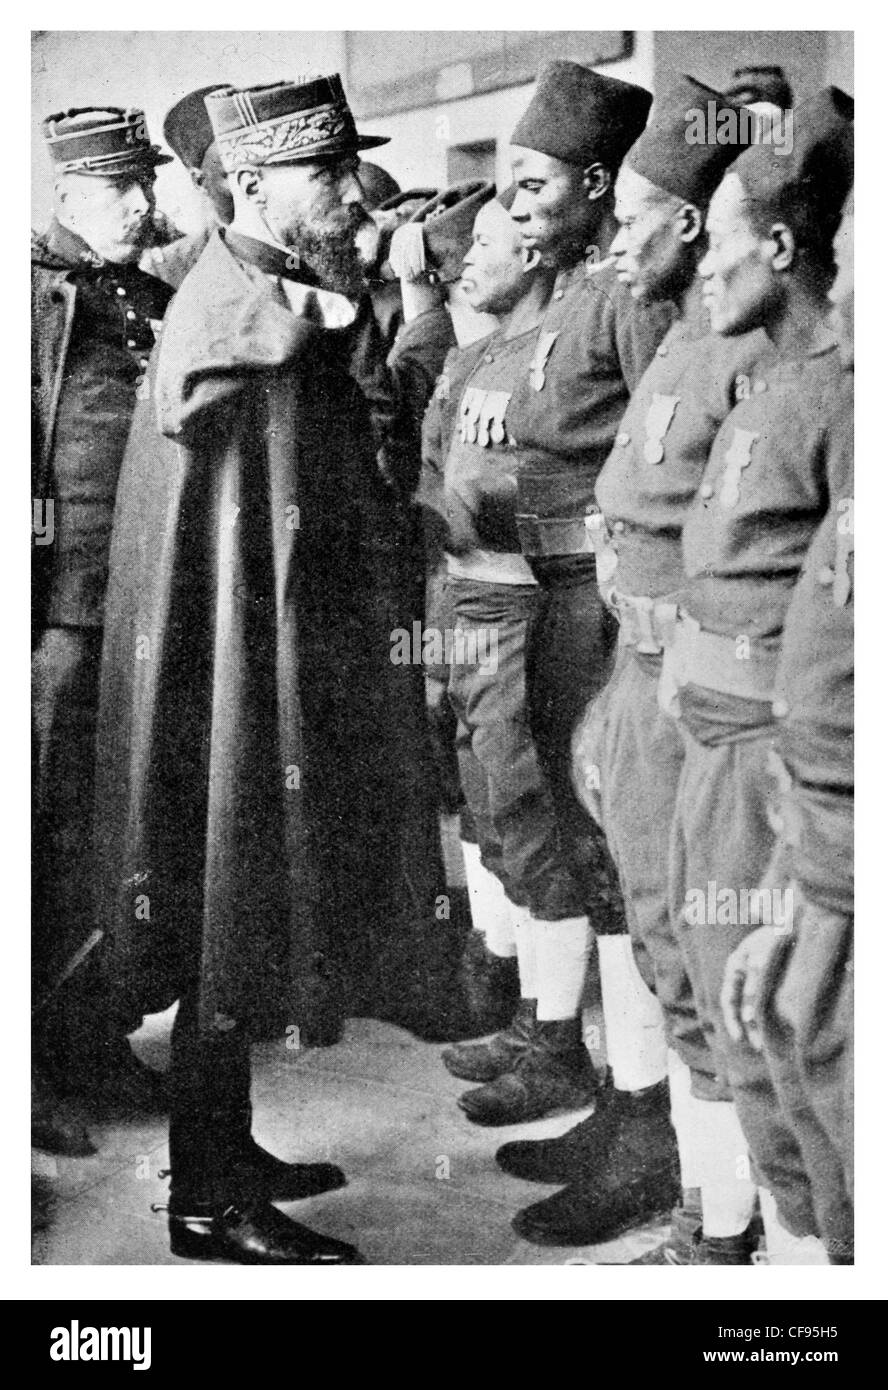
{"left": 42, "top": 107, "right": 172, "bottom": 176}
{"left": 205, "top": 75, "right": 389, "bottom": 172}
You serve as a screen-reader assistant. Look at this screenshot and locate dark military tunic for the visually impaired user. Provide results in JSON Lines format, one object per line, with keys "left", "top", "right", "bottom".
{"left": 31, "top": 222, "right": 172, "bottom": 1009}
{"left": 572, "top": 285, "right": 770, "bottom": 1093}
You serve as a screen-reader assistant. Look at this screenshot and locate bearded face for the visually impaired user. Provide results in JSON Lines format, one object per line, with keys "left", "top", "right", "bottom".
{"left": 257, "top": 156, "right": 371, "bottom": 298}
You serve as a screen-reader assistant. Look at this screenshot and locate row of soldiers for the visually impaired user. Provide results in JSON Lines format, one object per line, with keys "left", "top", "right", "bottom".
{"left": 388, "top": 62, "right": 853, "bottom": 1266}
{"left": 31, "top": 59, "right": 852, "bottom": 1266}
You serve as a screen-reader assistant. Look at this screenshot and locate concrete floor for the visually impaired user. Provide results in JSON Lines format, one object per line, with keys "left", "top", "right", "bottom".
{"left": 32, "top": 1007, "right": 672, "bottom": 1266}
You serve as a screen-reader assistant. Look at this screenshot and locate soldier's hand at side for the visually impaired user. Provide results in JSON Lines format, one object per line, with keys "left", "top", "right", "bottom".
{"left": 720, "top": 925, "right": 782, "bottom": 1052}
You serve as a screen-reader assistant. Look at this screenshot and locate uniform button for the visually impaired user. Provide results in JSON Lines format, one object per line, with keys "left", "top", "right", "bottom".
{"left": 127, "top": 339, "right": 137, "bottom": 348}
{"left": 700, "top": 482, "right": 714, "bottom": 499}
{"left": 817, "top": 564, "right": 835, "bottom": 587}
{"left": 554, "top": 289, "right": 564, "bottom": 300}
{"left": 772, "top": 698, "right": 789, "bottom": 719}
{"left": 116, "top": 286, "right": 126, "bottom": 296}
{"left": 507, "top": 436, "right": 517, "bottom": 448}
{"left": 753, "top": 380, "right": 768, "bottom": 394}
{"left": 139, "top": 358, "right": 149, "bottom": 369}
{"left": 126, "top": 309, "right": 137, "bottom": 320}
{"left": 484, "top": 354, "right": 494, "bottom": 364}
{"left": 656, "top": 343, "right": 669, "bottom": 357}
{"left": 616, "top": 432, "right": 630, "bottom": 447}
{"left": 612, "top": 521, "right": 625, "bottom": 533}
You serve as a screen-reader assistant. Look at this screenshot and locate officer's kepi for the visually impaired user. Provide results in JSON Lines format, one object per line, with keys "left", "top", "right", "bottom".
{"left": 623, "top": 75, "right": 756, "bottom": 207}
{"left": 204, "top": 74, "right": 389, "bottom": 172}
{"left": 42, "top": 107, "right": 172, "bottom": 176}
{"left": 510, "top": 60, "right": 652, "bottom": 170}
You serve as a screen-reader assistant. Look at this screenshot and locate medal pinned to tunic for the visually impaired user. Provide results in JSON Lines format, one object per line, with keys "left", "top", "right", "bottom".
{"left": 459, "top": 387, "right": 486, "bottom": 444}
{"left": 719, "top": 428, "right": 759, "bottom": 507}
{"left": 528, "top": 330, "right": 559, "bottom": 392}
{"left": 477, "top": 389, "right": 510, "bottom": 447}
{"left": 833, "top": 525, "right": 854, "bottom": 608}
{"left": 642, "top": 393, "right": 681, "bottom": 465}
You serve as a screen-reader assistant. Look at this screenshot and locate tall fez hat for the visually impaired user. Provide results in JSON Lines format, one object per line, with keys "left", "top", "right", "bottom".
{"left": 163, "top": 85, "right": 225, "bottom": 169}
{"left": 511, "top": 60, "right": 652, "bottom": 171}
{"left": 205, "top": 74, "right": 389, "bottom": 173}
{"left": 625, "top": 76, "right": 754, "bottom": 208}
{"left": 733, "top": 87, "right": 853, "bottom": 221}
{"left": 409, "top": 180, "right": 496, "bottom": 283}
{"left": 43, "top": 107, "right": 172, "bottom": 177}
{"left": 724, "top": 66, "right": 792, "bottom": 110}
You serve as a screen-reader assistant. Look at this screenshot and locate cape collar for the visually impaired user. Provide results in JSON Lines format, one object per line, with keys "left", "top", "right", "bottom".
{"left": 222, "top": 228, "right": 357, "bottom": 329}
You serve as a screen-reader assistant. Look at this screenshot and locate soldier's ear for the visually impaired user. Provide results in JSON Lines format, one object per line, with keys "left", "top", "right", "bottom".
{"left": 677, "top": 202, "right": 704, "bottom": 244}
{"left": 768, "top": 221, "right": 796, "bottom": 272}
{"left": 235, "top": 166, "right": 264, "bottom": 204}
{"left": 582, "top": 163, "right": 611, "bottom": 203}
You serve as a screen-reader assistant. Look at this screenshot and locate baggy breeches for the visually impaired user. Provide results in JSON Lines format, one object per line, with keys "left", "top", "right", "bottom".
{"left": 580, "top": 650, "right": 721, "bottom": 1096}
{"left": 758, "top": 870, "right": 853, "bottom": 1259}
{"left": 447, "top": 578, "right": 587, "bottom": 920}
{"left": 669, "top": 705, "right": 823, "bottom": 1237}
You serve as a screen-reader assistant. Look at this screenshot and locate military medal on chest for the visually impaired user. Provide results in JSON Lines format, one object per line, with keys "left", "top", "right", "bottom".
{"left": 719, "top": 427, "right": 759, "bottom": 507}
{"left": 642, "top": 393, "right": 681, "bottom": 465}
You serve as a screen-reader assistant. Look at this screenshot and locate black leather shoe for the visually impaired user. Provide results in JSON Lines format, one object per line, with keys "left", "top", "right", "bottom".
{"left": 441, "top": 998, "right": 536, "bottom": 1082}
{"left": 233, "top": 1143, "right": 347, "bottom": 1201}
{"left": 513, "top": 1156, "right": 682, "bottom": 1246}
{"left": 496, "top": 1074, "right": 670, "bottom": 1183}
{"left": 458, "top": 1018, "right": 599, "bottom": 1126}
{"left": 169, "top": 1201, "right": 363, "bottom": 1265}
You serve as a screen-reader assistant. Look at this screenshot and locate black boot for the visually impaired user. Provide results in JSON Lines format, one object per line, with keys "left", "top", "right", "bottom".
{"left": 229, "top": 1142, "right": 347, "bottom": 1202}
{"left": 167, "top": 1200, "right": 362, "bottom": 1265}
{"left": 512, "top": 1110, "right": 681, "bottom": 1246}
{"left": 634, "top": 1220, "right": 758, "bottom": 1265}
{"left": 441, "top": 998, "right": 536, "bottom": 1082}
{"left": 458, "top": 1017, "right": 600, "bottom": 1127}
{"left": 455, "top": 929, "right": 520, "bottom": 1036}
{"left": 496, "top": 1073, "right": 670, "bottom": 1183}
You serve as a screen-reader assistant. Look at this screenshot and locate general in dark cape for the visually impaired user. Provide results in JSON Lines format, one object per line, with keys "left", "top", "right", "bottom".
{"left": 95, "top": 227, "right": 455, "bottom": 1044}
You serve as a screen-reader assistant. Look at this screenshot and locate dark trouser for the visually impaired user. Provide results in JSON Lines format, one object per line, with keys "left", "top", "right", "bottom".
{"left": 168, "top": 980, "right": 253, "bottom": 1210}
{"left": 526, "top": 556, "right": 625, "bottom": 932}
{"left": 32, "top": 626, "right": 140, "bottom": 1068}
{"left": 758, "top": 895, "right": 854, "bottom": 1262}
{"left": 669, "top": 689, "right": 823, "bottom": 1237}
{"left": 448, "top": 578, "right": 585, "bottom": 919}
{"left": 577, "top": 649, "right": 720, "bottom": 1095}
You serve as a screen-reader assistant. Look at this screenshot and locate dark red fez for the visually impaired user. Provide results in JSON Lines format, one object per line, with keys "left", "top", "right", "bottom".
{"left": 163, "top": 85, "right": 225, "bottom": 169}
{"left": 511, "top": 60, "right": 652, "bottom": 170}
{"left": 625, "top": 75, "right": 755, "bottom": 208}
{"left": 733, "top": 87, "right": 853, "bottom": 226}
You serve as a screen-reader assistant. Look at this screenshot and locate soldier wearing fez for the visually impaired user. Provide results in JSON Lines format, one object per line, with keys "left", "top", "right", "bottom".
{"left": 94, "top": 75, "right": 418, "bottom": 1264}
{"left": 525, "top": 77, "right": 770, "bottom": 1260}
{"left": 663, "top": 88, "right": 853, "bottom": 1264}
{"left": 32, "top": 108, "right": 174, "bottom": 1155}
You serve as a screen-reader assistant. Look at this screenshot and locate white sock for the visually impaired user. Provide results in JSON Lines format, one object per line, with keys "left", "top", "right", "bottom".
{"left": 513, "top": 906, "right": 537, "bottom": 1000}
{"left": 460, "top": 840, "right": 517, "bottom": 959}
{"left": 597, "top": 934, "right": 668, "bottom": 1091}
{"left": 759, "top": 1188, "right": 830, "bottom": 1265}
{"left": 693, "top": 1100, "right": 757, "bottom": 1238}
{"left": 667, "top": 1050, "right": 701, "bottom": 1190}
{"left": 532, "top": 916, "right": 592, "bottom": 1021}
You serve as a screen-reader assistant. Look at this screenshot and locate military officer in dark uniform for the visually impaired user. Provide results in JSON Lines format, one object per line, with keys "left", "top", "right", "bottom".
{"left": 500, "top": 76, "right": 770, "bottom": 1258}
{"left": 661, "top": 88, "right": 853, "bottom": 1263}
{"left": 722, "top": 189, "right": 855, "bottom": 1261}
{"left": 32, "top": 108, "right": 175, "bottom": 1145}
{"left": 141, "top": 85, "right": 234, "bottom": 290}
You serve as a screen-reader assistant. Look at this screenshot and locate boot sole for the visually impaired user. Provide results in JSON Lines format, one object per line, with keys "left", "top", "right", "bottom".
{"left": 513, "top": 1187, "right": 681, "bottom": 1247}
{"left": 169, "top": 1224, "right": 361, "bottom": 1265}
{"left": 459, "top": 1090, "right": 599, "bottom": 1128}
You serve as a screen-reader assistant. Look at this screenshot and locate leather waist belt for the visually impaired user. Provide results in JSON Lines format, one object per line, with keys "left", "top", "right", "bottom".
{"left": 659, "top": 613, "right": 781, "bottom": 712}
{"left": 516, "top": 513, "right": 598, "bottom": 559}
{"left": 446, "top": 549, "right": 538, "bottom": 585}
{"left": 604, "top": 588, "right": 678, "bottom": 655}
